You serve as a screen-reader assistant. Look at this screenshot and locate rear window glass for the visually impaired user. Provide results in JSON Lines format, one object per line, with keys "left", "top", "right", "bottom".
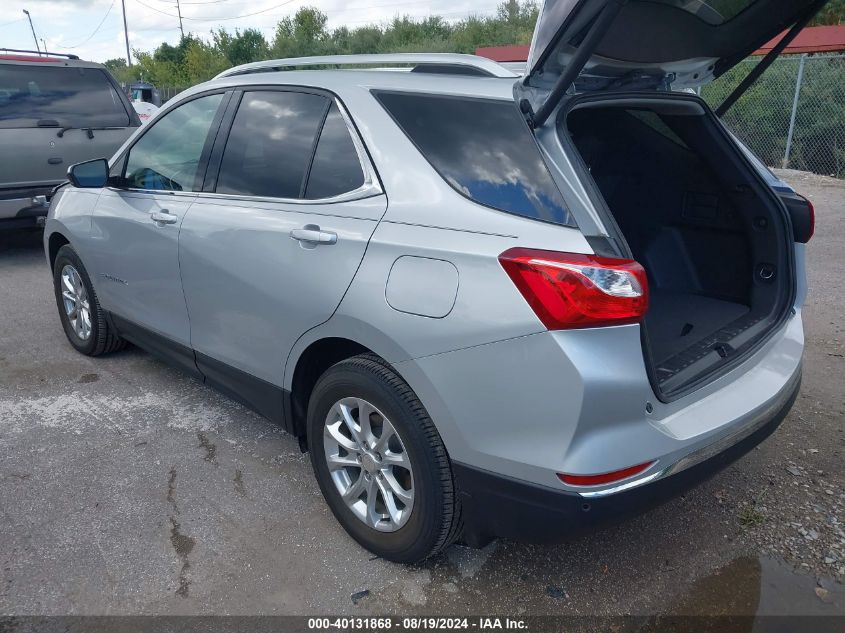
{"left": 0, "top": 64, "right": 130, "bottom": 129}
{"left": 376, "top": 92, "right": 574, "bottom": 228}
{"left": 305, "top": 103, "right": 365, "bottom": 199}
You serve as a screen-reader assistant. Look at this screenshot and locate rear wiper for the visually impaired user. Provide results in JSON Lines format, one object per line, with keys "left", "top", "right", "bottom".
{"left": 37, "top": 120, "right": 80, "bottom": 138}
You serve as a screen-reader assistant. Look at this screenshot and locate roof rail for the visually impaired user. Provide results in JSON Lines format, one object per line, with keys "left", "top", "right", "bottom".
{"left": 214, "top": 53, "right": 517, "bottom": 80}
{"left": 0, "top": 48, "right": 80, "bottom": 60}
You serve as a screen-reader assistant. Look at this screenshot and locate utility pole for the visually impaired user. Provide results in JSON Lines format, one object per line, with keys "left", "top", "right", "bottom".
{"left": 783, "top": 53, "right": 808, "bottom": 169}
{"left": 175, "top": 0, "right": 185, "bottom": 39}
{"left": 22, "top": 10, "right": 40, "bottom": 54}
{"left": 121, "top": 0, "right": 131, "bottom": 66}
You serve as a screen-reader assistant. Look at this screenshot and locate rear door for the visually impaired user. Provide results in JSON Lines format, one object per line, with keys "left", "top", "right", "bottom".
{"left": 0, "top": 61, "right": 137, "bottom": 191}
{"left": 178, "top": 88, "right": 384, "bottom": 416}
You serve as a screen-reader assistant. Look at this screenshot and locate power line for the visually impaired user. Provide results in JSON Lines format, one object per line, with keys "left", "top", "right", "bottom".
{"left": 131, "top": 0, "right": 180, "bottom": 19}
{"left": 159, "top": 0, "right": 238, "bottom": 5}
{"left": 184, "top": 0, "right": 298, "bottom": 21}
{"left": 341, "top": 8, "right": 498, "bottom": 25}
{"left": 131, "top": 0, "right": 296, "bottom": 21}
{"left": 0, "top": 17, "right": 26, "bottom": 28}
{"left": 58, "top": 0, "right": 116, "bottom": 49}
{"left": 331, "top": 1, "right": 452, "bottom": 14}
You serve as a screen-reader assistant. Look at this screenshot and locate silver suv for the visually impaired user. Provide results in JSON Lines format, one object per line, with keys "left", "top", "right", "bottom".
{"left": 0, "top": 49, "right": 139, "bottom": 229}
{"left": 45, "top": 0, "right": 817, "bottom": 563}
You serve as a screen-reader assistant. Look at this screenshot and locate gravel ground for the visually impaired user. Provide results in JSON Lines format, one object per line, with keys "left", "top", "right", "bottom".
{"left": 0, "top": 172, "right": 842, "bottom": 618}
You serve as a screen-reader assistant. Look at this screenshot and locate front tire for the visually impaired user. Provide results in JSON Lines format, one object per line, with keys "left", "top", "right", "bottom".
{"left": 308, "top": 354, "right": 461, "bottom": 563}
{"left": 53, "top": 244, "right": 125, "bottom": 356}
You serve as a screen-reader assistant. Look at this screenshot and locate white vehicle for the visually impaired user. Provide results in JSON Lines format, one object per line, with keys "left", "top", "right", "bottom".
{"left": 131, "top": 100, "right": 159, "bottom": 125}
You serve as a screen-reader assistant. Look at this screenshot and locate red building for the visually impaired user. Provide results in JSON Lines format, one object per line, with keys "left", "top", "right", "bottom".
{"left": 476, "top": 25, "right": 845, "bottom": 63}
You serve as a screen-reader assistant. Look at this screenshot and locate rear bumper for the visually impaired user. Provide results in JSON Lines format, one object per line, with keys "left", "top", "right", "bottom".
{"left": 454, "top": 371, "right": 800, "bottom": 546}
{"left": 0, "top": 187, "right": 53, "bottom": 226}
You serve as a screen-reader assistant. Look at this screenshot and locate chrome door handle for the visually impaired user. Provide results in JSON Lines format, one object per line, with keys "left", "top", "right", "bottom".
{"left": 290, "top": 225, "right": 337, "bottom": 246}
{"left": 151, "top": 210, "right": 178, "bottom": 225}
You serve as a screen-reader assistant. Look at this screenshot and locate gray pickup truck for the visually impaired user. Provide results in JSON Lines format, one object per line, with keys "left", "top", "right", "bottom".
{"left": 0, "top": 49, "right": 140, "bottom": 229}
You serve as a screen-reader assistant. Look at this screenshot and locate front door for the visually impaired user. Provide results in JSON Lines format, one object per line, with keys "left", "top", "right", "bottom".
{"left": 88, "top": 92, "right": 227, "bottom": 353}
{"left": 178, "top": 89, "right": 385, "bottom": 418}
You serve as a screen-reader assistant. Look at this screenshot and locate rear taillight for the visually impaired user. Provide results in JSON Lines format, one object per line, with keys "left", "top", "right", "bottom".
{"left": 498, "top": 248, "right": 649, "bottom": 330}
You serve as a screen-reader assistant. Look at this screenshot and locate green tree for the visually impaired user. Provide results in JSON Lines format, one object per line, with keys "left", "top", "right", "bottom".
{"left": 213, "top": 28, "right": 268, "bottom": 66}
{"left": 103, "top": 58, "right": 133, "bottom": 85}
{"left": 812, "top": 0, "right": 845, "bottom": 25}
{"left": 183, "top": 39, "right": 228, "bottom": 84}
{"left": 271, "top": 7, "right": 330, "bottom": 58}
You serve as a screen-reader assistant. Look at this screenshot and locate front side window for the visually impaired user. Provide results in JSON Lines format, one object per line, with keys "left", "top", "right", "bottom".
{"left": 124, "top": 93, "right": 224, "bottom": 192}
{"left": 216, "top": 91, "right": 329, "bottom": 199}
{"left": 376, "top": 92, "right": 574, "bottom": 227}
{"left": 0, "top": 65, "right": 130, "bottom": 129}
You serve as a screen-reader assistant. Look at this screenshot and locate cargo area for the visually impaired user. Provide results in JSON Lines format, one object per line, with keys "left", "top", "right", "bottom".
{"left": 565, "top": 98, "right": 792, "bottom": 398}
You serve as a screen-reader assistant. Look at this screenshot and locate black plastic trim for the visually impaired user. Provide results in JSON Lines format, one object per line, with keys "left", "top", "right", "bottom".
{"left": 111, "top": 314, "right": 203, "bottom": 380}
{"left": 454, "top": 373, "right": 800, "bottom": 547}
{"left": 779, "top": 191, "right": 814, "bottom": 244}
{"left": 0, "top": 217, "right": 44, "bottom": 230}
{"left": 196, "top": 352, "right": 286, "bottom": 427}
{"left": 109, "top": 314, "right": 290, "bottom": 430}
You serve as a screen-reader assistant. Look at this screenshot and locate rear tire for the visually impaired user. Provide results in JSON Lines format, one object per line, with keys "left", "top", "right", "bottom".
{"left": 53, "top": 244, "right": 125, "bottom": 356}
{"left": 308, "top": 353, "right": 461, "bottom": 563}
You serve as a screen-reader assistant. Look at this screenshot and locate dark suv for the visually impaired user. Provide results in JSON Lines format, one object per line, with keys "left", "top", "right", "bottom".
{"left": 0, "top": 49, "right": 139, "bottom": 229}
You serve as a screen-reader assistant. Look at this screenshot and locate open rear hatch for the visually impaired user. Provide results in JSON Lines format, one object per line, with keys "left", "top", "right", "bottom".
{"left": 516, "top": 0, "right": 829, "bottom": 126}
{"left": 516, "top": 0, "right": 823, "bottom": 399}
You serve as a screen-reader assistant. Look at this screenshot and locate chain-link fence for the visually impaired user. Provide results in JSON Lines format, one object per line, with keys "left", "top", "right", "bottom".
{"left": 702, "top": 53, "right": 845, "bottom": 179}
{"left": 158, "top": 85, "right": 189, "bottom": 103}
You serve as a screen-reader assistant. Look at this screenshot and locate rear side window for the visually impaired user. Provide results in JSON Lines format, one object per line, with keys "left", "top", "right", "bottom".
{"left": 0, "top": 64, "right": 130, "bottom": 129}
{"left": 305, "top": 103, "right": 365, "bottom": 199}
{"left": 376, "top": 92, "right": 573, "bottom": 227}
{"left": 216, "top": 91, "right": 328, "bottom": 199}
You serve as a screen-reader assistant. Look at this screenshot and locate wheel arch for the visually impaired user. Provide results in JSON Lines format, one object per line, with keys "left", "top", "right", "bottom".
{"left": 284, "top": 317, "right": 418, "bottom": 446}
{"left": 47, "top": 231, "right": 71, "bottom": 271}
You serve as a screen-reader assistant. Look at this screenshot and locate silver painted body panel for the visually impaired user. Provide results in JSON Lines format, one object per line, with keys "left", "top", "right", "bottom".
{"left": 44, "top": 56, "right": 807, "bottom": 494}
{"left": 396, "top": 313, "right": 803, "bottom": 491}
{"left": 90, "top": 189, "right": 195, "bottom": 345}
{"left": 179, "top": 195, "right": 384, "bottom": 385}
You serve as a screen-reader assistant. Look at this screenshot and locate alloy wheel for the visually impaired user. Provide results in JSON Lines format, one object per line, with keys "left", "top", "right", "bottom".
{"left": 323, "top": 397, "right": 414, "bottom": 532}
{"left": 60, "top": 264, "right": 92, "bottom": 341}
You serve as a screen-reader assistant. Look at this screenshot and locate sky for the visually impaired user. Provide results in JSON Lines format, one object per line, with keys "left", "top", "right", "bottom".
{"left": 2, "top": 0, "right": 505, "bottom": 63}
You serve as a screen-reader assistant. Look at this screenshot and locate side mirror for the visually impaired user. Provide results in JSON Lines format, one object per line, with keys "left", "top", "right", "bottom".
{"left": 67, "top": 158, "right": 109, "bottom": 188}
